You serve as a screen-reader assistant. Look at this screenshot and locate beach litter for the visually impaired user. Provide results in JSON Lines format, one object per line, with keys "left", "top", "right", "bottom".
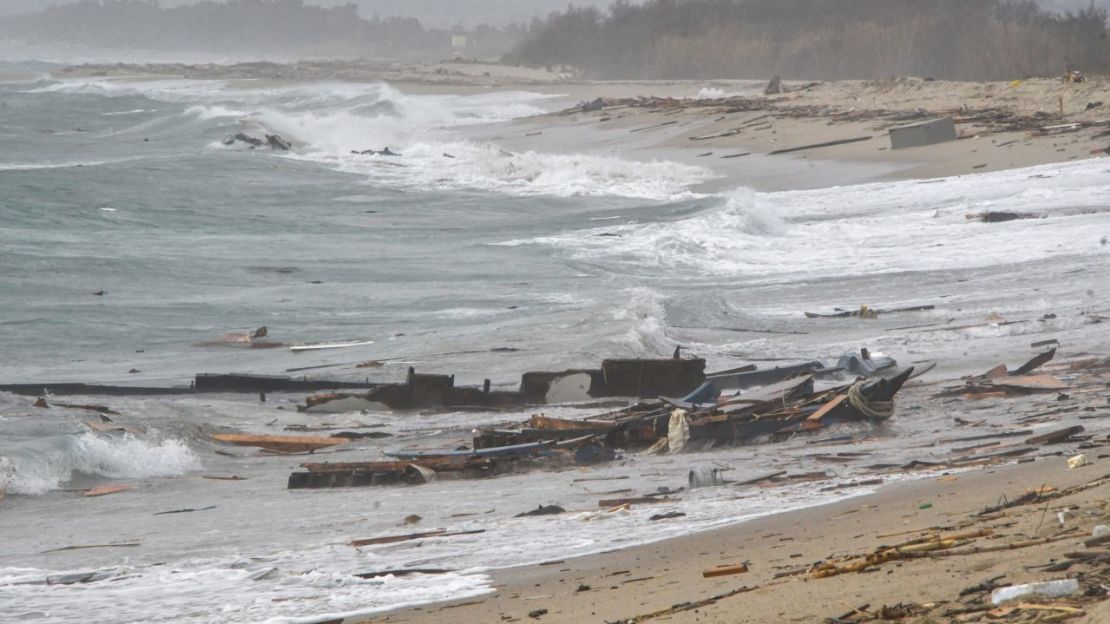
{"left": 702, "top": 563, "right": 748, "bottom": 578}
{"left": 991, "top": 579, "right": 1080, "bottom": 605}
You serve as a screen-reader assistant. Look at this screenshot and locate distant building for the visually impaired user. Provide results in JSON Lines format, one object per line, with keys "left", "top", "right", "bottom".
{"left": 451, "top": 30, "right": 467, "bottom": 51}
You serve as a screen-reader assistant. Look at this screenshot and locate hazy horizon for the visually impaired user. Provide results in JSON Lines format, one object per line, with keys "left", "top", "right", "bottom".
{"left": 1, "top": 0, "right": 1105, "bottom": 27}
{"left": 0, "top": 0, "right": 616, "bottom": 27}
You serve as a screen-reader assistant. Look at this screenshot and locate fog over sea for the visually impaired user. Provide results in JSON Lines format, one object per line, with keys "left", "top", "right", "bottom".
{"left": 1, "top": 63, "right": 1107, "bottom": 623}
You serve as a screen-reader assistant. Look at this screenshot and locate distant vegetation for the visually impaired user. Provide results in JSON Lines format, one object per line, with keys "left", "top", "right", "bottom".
{"left": 512, "top": 0, "right": 1110, "bottom": 80}
{"left": 0, "top": 0, "right": 526, "bottom": 58}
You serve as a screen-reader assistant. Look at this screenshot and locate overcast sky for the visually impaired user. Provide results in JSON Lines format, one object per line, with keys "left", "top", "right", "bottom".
{"left": 0, "top": 0, "right": 1105, "bottom": 27}
{"left": 0, "top": 1, "right": 613, "bottom": 27}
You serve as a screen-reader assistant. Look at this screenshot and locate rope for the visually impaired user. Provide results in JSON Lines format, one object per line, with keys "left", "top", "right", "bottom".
{"left": 848, "top": 380, "right": 895, "bottom": 421}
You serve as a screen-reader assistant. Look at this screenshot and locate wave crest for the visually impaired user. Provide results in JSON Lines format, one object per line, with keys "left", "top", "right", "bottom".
{"left": 0, "top": 432, "right": 200, "bottom": 496}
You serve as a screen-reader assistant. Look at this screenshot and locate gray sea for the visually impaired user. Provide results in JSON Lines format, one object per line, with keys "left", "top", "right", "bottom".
{"left": 1, "top": 62, "right": 1108, "bottom": 622}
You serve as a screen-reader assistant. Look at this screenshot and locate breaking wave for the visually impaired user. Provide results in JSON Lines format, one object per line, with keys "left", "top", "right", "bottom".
{"left": 34, "top": 76, "right": 711, "bottom": 199}
{"left": 0, "top": 559, "right": 492, "bottom": 624}
{"left": 515, "top": 159, "right": 1110, "bottom": 280}
{"left": 0, "top": 432, "right": 200, "bottom": 496}
{"left": 609, "top": 287, "right": 674, "bottom": 356}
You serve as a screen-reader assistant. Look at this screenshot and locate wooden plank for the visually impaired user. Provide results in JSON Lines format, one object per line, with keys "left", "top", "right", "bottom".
{"left": 350, "top": 529, "right": 485, "bottom": 547}
{"left": 768, "top": 135, "right": 871, "bottom": 155}
{"left": 301, "top": 457, "right": 490, "bottom": 473}
{"left": 598, "top": 497, "right": 672, "bottom": 507}
{"left": 1012, "top": 348, "right": 1056, "bottom": 376}
{"left": 212, "top": 433, "right": 346, "bottom": 453}
{"left": 1025, "top": 425, "right": 1085, "bottom": 445}
{"left": 702, "top": 563, "right": 748, "bottom": 578}
{"left": 530, "top": 414, "right": 611, "bottom": 431}
{"left": 732, "top": 470, "right": 787, "bottom": 486}
{"left": 806, "top": 394, "right": 848, "bottom": 421}
{"left": 981, "top": 364, "right": 1008, "bottom": 379}
{"left": 989, "top": 375, "right": 1068, "bottom": 392}
{"left": 721, "top": 375, "right": 814, "bottom": 407}
{"left": 84, "top": 484, "right": 134, "bottom": 497}
{"left": 43, "top": 542, "right": 142, "bottom": 553}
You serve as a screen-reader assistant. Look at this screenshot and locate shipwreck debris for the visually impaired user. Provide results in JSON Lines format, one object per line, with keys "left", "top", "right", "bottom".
{"left": 211, "top": 433, "right": 347, "bottom": 454}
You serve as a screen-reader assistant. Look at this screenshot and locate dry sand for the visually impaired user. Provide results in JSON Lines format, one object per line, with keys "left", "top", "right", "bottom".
{"left": 487, "top": 76, "right": 1110, "bottom": 191}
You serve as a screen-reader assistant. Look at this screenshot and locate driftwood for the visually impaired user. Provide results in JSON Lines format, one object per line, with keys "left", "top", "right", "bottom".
{"left": 350, "top": 529, "right": 485, "bottom": 547}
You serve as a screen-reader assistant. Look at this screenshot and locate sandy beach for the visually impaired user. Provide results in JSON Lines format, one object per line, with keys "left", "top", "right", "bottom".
{"left": 377, "top": 459, "right": 1109, "bottom": 623}
{"left": 54, "top": 60, "right": 1110, "bottom": 189}
{"left": 486, "top": 76, "right": 1110, "bottom": 191}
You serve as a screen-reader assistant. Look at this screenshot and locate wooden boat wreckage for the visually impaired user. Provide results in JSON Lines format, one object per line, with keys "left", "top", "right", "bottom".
{"left": 288, "top": 351, "right": 916, "bottom": 490}
{"left": 299, "top": 356, "right": 708, "bottom": 412}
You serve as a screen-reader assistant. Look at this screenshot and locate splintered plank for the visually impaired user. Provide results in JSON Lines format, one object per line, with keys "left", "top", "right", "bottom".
{"left": 350, "top": 529, "right": 485, "bottom": 547}
{"left": 598, "top": 497, "right": 673, "bottom": 507}
{"left": 83, "top": 485, "right": 134, "bottom": 497}
{"left": 211, "top": 433, "right": 346, "bottom": 453}
{"left": 806, "top": 394, "right": 848, "bottom": 422}
{"left": 1024, "top": 425, "right": 1085, "bottom": 445}
{"left": 703, "top": 563, "right": 748, "bottom": 578}
{"left": 43, "top": 541, "right": 141, "bottom": 553}
{"left": 1012, "top": 348, "right": 1056, "bottom": 376}
{"left": 989, "top": 375, "right": 1069, "bottom": 392}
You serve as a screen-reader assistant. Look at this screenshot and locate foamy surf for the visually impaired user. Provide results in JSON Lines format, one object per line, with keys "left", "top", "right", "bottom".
{"left": 34, "top": 75, "right": 711, "bottom": 200}
{"left": 0, "top": 432, "right": 199, "bottom": 496}
{"left": 326, "top": 142, "right": 713, "bottom": 199}
{"left": 0, "top": 561, "right": 492, "bottom": 624}
{"left": 516, "top": 158, "right": 1110, "bottom": 280}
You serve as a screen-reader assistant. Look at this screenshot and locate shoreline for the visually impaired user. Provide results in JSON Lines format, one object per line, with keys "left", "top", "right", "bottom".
{"left": 374, "top": 458, "right": 1109, "bottom": 623}
{"left": 46, "top": 61, "right": 1110, "bottom": 191}
{"left": 13, "top": 61, "right": 1110, "bottom": 623}
{"left": 485, "top": 77, "right": 1110, "bottom": 192}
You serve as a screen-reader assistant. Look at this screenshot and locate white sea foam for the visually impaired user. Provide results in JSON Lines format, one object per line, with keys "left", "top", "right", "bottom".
{"left": 0, "top": 432, "right": 199, "bottom": 495}
{"left": 327, "top": 142, "right": 713, "bottom": 199}
{"left": 0, "top": 561, "right": 492, "bottom": 624}
{"left": 609, "top": 287, "right": 674, "bottom": 355}
{"left": 101, "top": 108, "right": 156, "bottom": 116}
{"left": 517, "top": 159, "right": 1110, "bottom": 279}
{"left": 38, "top": 76, "right": 710, "bottom": 199}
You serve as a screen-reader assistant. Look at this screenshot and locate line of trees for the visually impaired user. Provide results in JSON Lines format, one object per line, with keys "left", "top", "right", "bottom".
{"left": 0, "top": 0, "right": 527, "bottom": 59}
{"left": 510, "top": 0, "right": 1110, "bottom": 80}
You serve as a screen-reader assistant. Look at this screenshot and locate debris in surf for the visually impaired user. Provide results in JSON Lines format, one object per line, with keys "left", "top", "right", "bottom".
{"left": 194, "top": 326, "right": 282, "bottom": 349}
{"left": 83, "top": 484, "right": 135, "bottom": 497}
{"left": 265, "top": 134, "right": 291, "bottom": 150}
{"left": 210, "top": 432, "right": 347, "bottom": 454}
{"left": 288, "top": 339, "right": 374, "bottom": 353}
{"left": 516, "top": 504, "right": 566, "bottom": 517}
{"left": 42, "top": 541, "right": 142, "bottom": 553}
{"left": 350, "top": 146, "right": 401, "bottom": 156}
{"left": 223, "top": 132, "right": 262, "bottom": 147}
{"left": 804, "top": 304, "right": 935, "bottom": 319}
{"left": 222, "top": 133, "right": 292, "bottom": 150}
{"left": 349, "top": 528, "right": 486, "bottom": 547}
{"left": 354, "top": 568, "right": 451, "bottom": 578}
{"left": 153, "top": 505, "right": 217, "bottom": 516}
{"left": 287, "top": 350, "right": 922, "bottom": 489}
